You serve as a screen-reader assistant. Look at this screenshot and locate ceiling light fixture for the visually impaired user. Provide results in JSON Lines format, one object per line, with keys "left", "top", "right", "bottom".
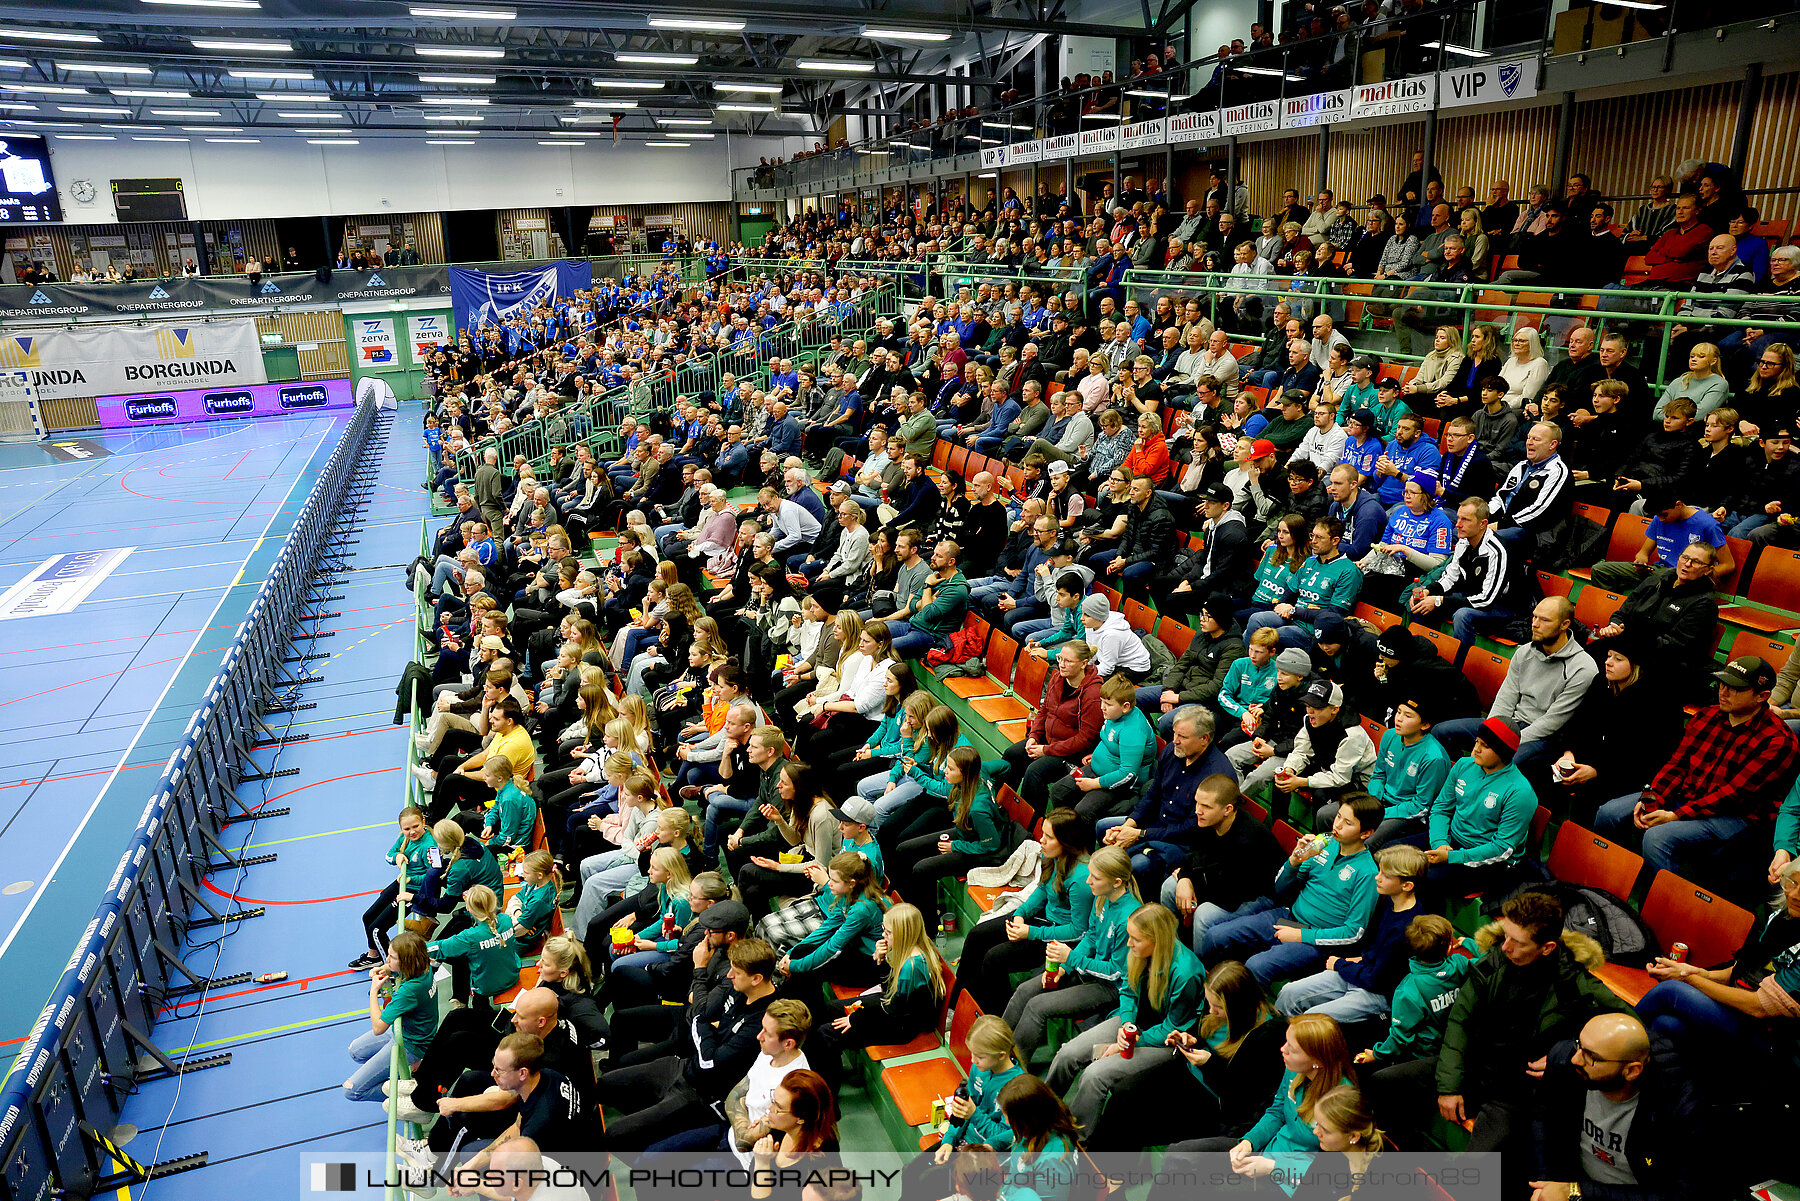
{"left": 537, "top": 140, "right": 576, "bottom": 146}
{"left": 56, "top": 133, "right": 117, "bottom": 139}
{"left": 426, "top": 138, "right": 474, "bottom": 144}
{"left": 714, "top": 82, "right": 781, "bottom": 94}
{"left": 132, "top": 135, "right": 188, "bottom": 141}
{"left": 422, "top": 113, "right": 483, "bottom": 120}
{"left": 645, "top": 140, "right": 690, "bottom": 146}
{"left": 423, "top": 95, "right": 489, "bottom": 105}
{"left": 257, "top": 92, "right": 328, "bottom": 100}
{"left": 590, "top": 78, "right": 664, "bottom": 89}
{"left": 155, "top": 108, "right": 220, "bottom": 115}
{"left": 102, "top": 123, "right": 161, "bottom": 129}
{"left": 143, "top": 0, "right": 262, "bottom": 7}
{"left": 234, "top": 69, "right": 313, "bottom": 79}
{"left": 7, "top": 30, "right": 104, "bottom": 44}
{"left": 58, "top": 62, "right": 151, "bottom": 74}
{"left": 111, "top": 88, "right": 194, "bottom": 98}
{"left": 861, "top": 27, "right": 950, "bottom": 41}
{"left": 0, "top": 103, "right": 39, "bottom": 110}
{"left": 418, "top": 73, "right": 495, "bottom": 84}
{"left": 307, "top": 137, "right": 357, "bottom": 144}
{"left": 0, "top": 61, "right": 28, "bottom": 70}
{"left": 796, "top": 59, "right": 875, "bottom": 72}
{"left": 614, "top": 52, "right": 698, "bottom": 65}
{"left": 415, "top": 45, "right": 506, "bottom": 58}
{"left": 206, "top": 136, "right": 260, "bottom": 141}
{"left": 1, "top": 83, "right": 91, "bottom": 95}
{"left": 59, "top": 105, "right": 130, "bottom": 114}
{"left": 1078, "top": 111, "right": 1119, "bottom": 120}
{"left": 185, "top": 124, "right": 239, "bottom": 130}
{"left": 277, "top": 110, "right": 339, "bottom": 118}
{"left": 573, "top": 99, "right": 637, "bottom": 108}
{"left": 655, "top": 117, "right": 711, "bottom": 125}
{"left": 715, "top": 102, "right": 773, "bottom": 112}
{"left": 409, "top": 4, "right": 516, "bottom": 18}
{"left": 647, "top": 16, "right": 743, "bottom": 30}
{"left": 192, "top": 37, "right": 291, "bottom": 51}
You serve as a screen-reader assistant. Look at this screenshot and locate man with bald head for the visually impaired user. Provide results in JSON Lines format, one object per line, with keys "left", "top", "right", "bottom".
{"left": 481, "top": 1136, "right": 588, "bottom": 1200}
{"left": 960, "top": 470, "right": 1010, "bottom": 577}
{"left": 1665, "top": 232, "right": 1757, "bottom": 363}
{"left": 399, "top": 986, "right": 593, "bottom": 1125}
{"left": 1527, "top": 1012, "right": 1701, "bottom": 1201}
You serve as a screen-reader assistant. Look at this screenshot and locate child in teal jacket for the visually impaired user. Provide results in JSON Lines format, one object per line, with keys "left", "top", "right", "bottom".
{"left": 782, "top": 849, "right": 886, "bottom": 991}
{"left": 427, "top": 883, "right": 519, "bottom": 1007}
{"left": 508, "top": 850, "right": 560, "bottom": 946}
{"left": 480, "top": 758, "right": 537, "bottom": 858}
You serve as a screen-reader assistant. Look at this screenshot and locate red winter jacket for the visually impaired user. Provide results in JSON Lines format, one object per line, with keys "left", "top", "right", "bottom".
{"left": 1027, "top": 665, "right": 1104, "bottom": 758}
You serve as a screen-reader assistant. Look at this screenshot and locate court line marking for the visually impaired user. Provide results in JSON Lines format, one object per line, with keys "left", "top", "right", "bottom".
{"left": 0, "top": 419, "right": 339, "bottom": 964}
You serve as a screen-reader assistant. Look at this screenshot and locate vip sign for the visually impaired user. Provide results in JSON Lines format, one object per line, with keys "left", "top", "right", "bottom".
{"left": 1438, "top": 58, "right": 1539, "bottom": 110}
{"left": 1352, "top": 75, "right": 1436, "bottom": 119}
{"left": 980, "top": 145, "right": 1007, "bottom": 170}
{"left": 1221, "top": 100, "right": 1279, "bottom": 136}
{"left": 1166, "top": 110, "right": 1220, "bottom": 144}
{"left": 1281, "top": 89, "right": 1351, "bottom": 129}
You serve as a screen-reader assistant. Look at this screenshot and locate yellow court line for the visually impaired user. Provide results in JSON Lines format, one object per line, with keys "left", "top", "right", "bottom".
{"left": 244, "top": 822, "right": 390, "bottom": 851}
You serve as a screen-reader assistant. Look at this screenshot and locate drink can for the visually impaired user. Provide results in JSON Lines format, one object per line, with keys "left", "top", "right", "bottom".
{"left": 1120, "top": 1023, "right": 1139, "bottom": 1060}
{"left": 940, "top": 911, "right": 958, "bottom": 934}
{"left": 1668, "top": 942, "right": 1689, "bottom": 963}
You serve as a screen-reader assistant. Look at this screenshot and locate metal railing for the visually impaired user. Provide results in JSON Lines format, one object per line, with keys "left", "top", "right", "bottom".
{"left": 0, "top": 395, "right": 385, "bottom": 1200}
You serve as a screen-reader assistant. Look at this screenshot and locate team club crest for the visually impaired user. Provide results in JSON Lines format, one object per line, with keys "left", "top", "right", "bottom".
{"left": 1498, "top": 63, "right": 1523, "bottom": 98}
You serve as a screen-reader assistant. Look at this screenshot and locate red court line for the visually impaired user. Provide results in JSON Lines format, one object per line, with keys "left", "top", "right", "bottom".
{"left": 202, "top": 880, "right": 383, "bottom": 906}
{"left": 245, "top": 765, "right": 399, "bottom": 813}
{"left": 156, "top": 967, "right": 360, "bottom": 1014}
{"left": 220, "top": 450, "right": 254, "bottom": 482}
{"left": 0, "top": 724, "right": 402, "bottom": 792}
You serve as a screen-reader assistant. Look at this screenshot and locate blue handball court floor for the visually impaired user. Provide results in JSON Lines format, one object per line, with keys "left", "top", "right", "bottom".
{"left": 0, "top": 408, "right": 436, "bottom": 1197}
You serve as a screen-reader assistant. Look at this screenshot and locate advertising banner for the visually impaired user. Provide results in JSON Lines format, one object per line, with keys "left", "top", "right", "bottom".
{"left": 1040, "top": 133, "right": 1079, "bottom": 160}
{"left": 1221, "top": 99, "right": 1280, "bottom": 137}
{"left": 407, "top": 313, "right": 452, "bottom": 363}
{"left": 0, "top": 264, "right": 453, "bottom": 320}
{"left": 0, "top": 548, "right": 134, "bottom": 621}
{"left": 1351, "top": 75, "right": 1436, "bottom": 119}
{"left": 979, "top": 145, "right": 1008, "bottom": 170}
{"left": 351, "top": 316, "right": 399, "bottom": 369}
{"left": 1077, "top": 124, "right": 1121, "bottom": 154}
{"left": 1438, "top": 58, "right": 1539, "bottom": 110}
{"left": 0, "top": 321, "right": 267, "bottom": 402}
{"left": 448, "top": 260, "right": 594, "bottom": 331}
{"left": 1117, "top": 117, "right": 1167, "bottom": 151}
{"left": 1281, "top": 89, "right": 1352, "bottom": 129}
{"left": 95, "top": 377, "right": 355, "bottom": 428}
{"left": 1010, "top": 139, "right": 1042, "bottom": 164}
{"left": 1166, "top": 109, "right": 1221, "bottom": 145}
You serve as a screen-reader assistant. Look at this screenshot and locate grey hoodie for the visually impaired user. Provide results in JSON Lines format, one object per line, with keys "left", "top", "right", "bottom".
{"left": 1489, "top": 633, "right": 1597, "bottom": 744}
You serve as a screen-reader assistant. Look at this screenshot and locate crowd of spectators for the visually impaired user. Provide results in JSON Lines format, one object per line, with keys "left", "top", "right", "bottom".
{"left": 361, "top": 152, "right": 1800, "bottom": 1201}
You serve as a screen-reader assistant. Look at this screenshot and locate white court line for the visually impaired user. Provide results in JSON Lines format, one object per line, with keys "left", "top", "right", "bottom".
{"left": 0, "top": 417, "right": 338, "bottom": 963}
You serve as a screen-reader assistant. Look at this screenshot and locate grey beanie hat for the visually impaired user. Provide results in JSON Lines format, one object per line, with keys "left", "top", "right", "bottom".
{"left": 1081, "top": 594, "right": 1110, "bottom": 621}
{"left": 1276, "top": 647, "right": 1313, "bottom": 674}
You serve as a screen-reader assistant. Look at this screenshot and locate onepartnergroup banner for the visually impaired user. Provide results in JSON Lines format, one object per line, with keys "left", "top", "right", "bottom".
{"left": 0, "top": 320, "right": 267, "bottom": 401}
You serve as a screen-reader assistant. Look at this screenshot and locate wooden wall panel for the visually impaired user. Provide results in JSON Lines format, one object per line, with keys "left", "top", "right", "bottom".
{"left": 1741, "top": 70, "right": 1800, "bottom": 229}
{"left": 40, "top": 397, "right": 98, "bottom": 432}
{"left": 299, "top": 342, "right": 350, "bottom": 378}
{"left": 1571, "top": 82, "right": 1740, "bottom": 202}
{"left": 1435, "top": 106, "right": 1560, "bottom": 202}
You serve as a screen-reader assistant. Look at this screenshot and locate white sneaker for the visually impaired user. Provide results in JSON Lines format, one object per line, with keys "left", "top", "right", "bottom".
{"left": 411, "top": 764, "right": 437, "bottom": 790}
{"left": 397, "top": 1135, "right": 436, "bottom": 1172}
{"left": 381, "top": 1078, "right": 417, "bottom": 1099}
{"left": 396, "top": 1096, "right": 434, "bottom": 1125}
{"left": 413, "top": 731, "right": 433, "bottom": 752}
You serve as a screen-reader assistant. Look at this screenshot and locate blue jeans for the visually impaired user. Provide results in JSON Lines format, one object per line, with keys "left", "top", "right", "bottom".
{"left": 1087, "top": 550, "right": 1156, "bottom": 595}
{"left": 1730, "top": 513, "right": 1776, "bottom": 539}
{"left": 1134, "top": 684, "right": 1168, "bottom": 715}
{"left": 970, "top": 581, "right": 1018, "bottom": 610}
{"left": 1095, "top": 816, "right": 1187, "bottom": 897}
{"left": 1272, "top": 969, "right": 1392, "bottom": 1024}
{"left": 1450, "top": 602, "right": 1520, "bottom": 644}
{"left": 998, "top": 599, "right": 1050, "bottom": 633}
{"left": 703, "top": 795, "right": 752, "bottom": 854}
{"left": 865, "top": 775, "right": 923, "bottom": 825}
{"left": 888, "top": 622, "right": 948, "bottom": 657}
{"left": 1198, "top": 898, "right": 1330, "bottom": 986}
{"left": 1243, "top": 609, "right": 1318, "bottom": 651}
{"left": 344, "top": 1027, "right": 401, "bottom": 1102}
{"left": 1592, "top": 792, "right": 1750, "bottom": 876}
{"left": 1012, "top": 617, "right": 1057, "bottom": 643}
{"left": 1158, "top": 875, "right": 1234, "bottom": 954}
{"left": 1636, "top": 979, "right": 1770, "bottom": 1060}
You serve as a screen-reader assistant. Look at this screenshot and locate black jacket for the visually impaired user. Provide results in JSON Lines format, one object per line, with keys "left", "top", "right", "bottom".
{"left": 1255, "top": 674, "right": 1317, "bottom": 756}
{"left": 1161, "top": 626, "right": 1247, "bottom": 709}
{"left": 1530, "top": 1035, "right": 1702, "bottom": 1201}
{"left": 1119, "top": 495, "right": 1177, "bottom": 567}
{"left": 1558, "top": 671, "right": 1687, "bottom": 805}
{"left": 1731, "top": 450, "right": 1800, "bottom": 517}
{"left": 1609, "top": 568, "right": 1719, "bottom": 683}
{"left": 1687, "top": 440, "right": 1751, "bottom": 512}
{"left": 1174, "top": 808, "right": 1284, "bottom": 912}
{"left": 1621, "top": 428, "right": 1699, "bottom": 496}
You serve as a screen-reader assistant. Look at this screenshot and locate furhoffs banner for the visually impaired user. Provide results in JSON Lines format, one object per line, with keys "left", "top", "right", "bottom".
{"left": 0, "top": 320, "right": 267, "bottom": 402}
{"left": 448, "top": 260, "right": 593, "bottom": 331}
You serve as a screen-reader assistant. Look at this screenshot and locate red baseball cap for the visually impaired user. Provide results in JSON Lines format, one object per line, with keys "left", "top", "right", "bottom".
{"left": 1250, "top": 438, "right": 1277, "bottom": 459}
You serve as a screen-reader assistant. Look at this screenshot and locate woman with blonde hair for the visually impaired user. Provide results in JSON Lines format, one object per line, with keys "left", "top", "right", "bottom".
{"left": 1047, "top": 902, "right": 1204, "bottom": 1144}
{"left": 1655, "top": 341, "right": 1729, "bottom": 421}
{"left": 425, "top": 883, "right": 519, "bottom": 1010}
{"left": 1406, "top": 325, "right": 1465, "bottom": 401}
{"left": 1002, "top": 844, "right": 1142, "bottom": 1066}
{"left": 873, "top": 703, "right": 971, "bottom": 859}
{"left": 1499, "top": 326, "right": 1550, "bottom": 410}
{"left": 792, "top": 618, "right": 899, "bottom": 764}
{"left": 792, "top": 609, "right": 871, "bottom": 724}
{"left": 854, "top": 687, "right": 936, "bottom": 815}
{"left": 596, "top": 844, "right": 693, "bottom": 977}
{"left": 809, "top": 902, "right": 944, "bottom": 1087}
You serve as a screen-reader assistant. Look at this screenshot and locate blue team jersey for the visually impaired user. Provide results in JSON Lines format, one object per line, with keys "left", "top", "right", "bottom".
{"left": 1383, "top": 506, "right": 1454, "bottom": 556}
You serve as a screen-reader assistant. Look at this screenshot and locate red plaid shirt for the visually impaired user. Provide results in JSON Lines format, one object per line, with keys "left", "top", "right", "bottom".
{"left": 1643, "top": 704, "right": 1800, "bottom": 822}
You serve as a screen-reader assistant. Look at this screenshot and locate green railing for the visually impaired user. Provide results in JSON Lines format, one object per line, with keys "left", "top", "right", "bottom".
{"left": 922, "top": 259, "right": 1800, "bottom": 391}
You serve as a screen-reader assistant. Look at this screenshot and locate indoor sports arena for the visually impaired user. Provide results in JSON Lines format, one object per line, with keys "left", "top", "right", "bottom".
{"left": 0, "top": 1, "right": 1796, "bottom": 1199}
